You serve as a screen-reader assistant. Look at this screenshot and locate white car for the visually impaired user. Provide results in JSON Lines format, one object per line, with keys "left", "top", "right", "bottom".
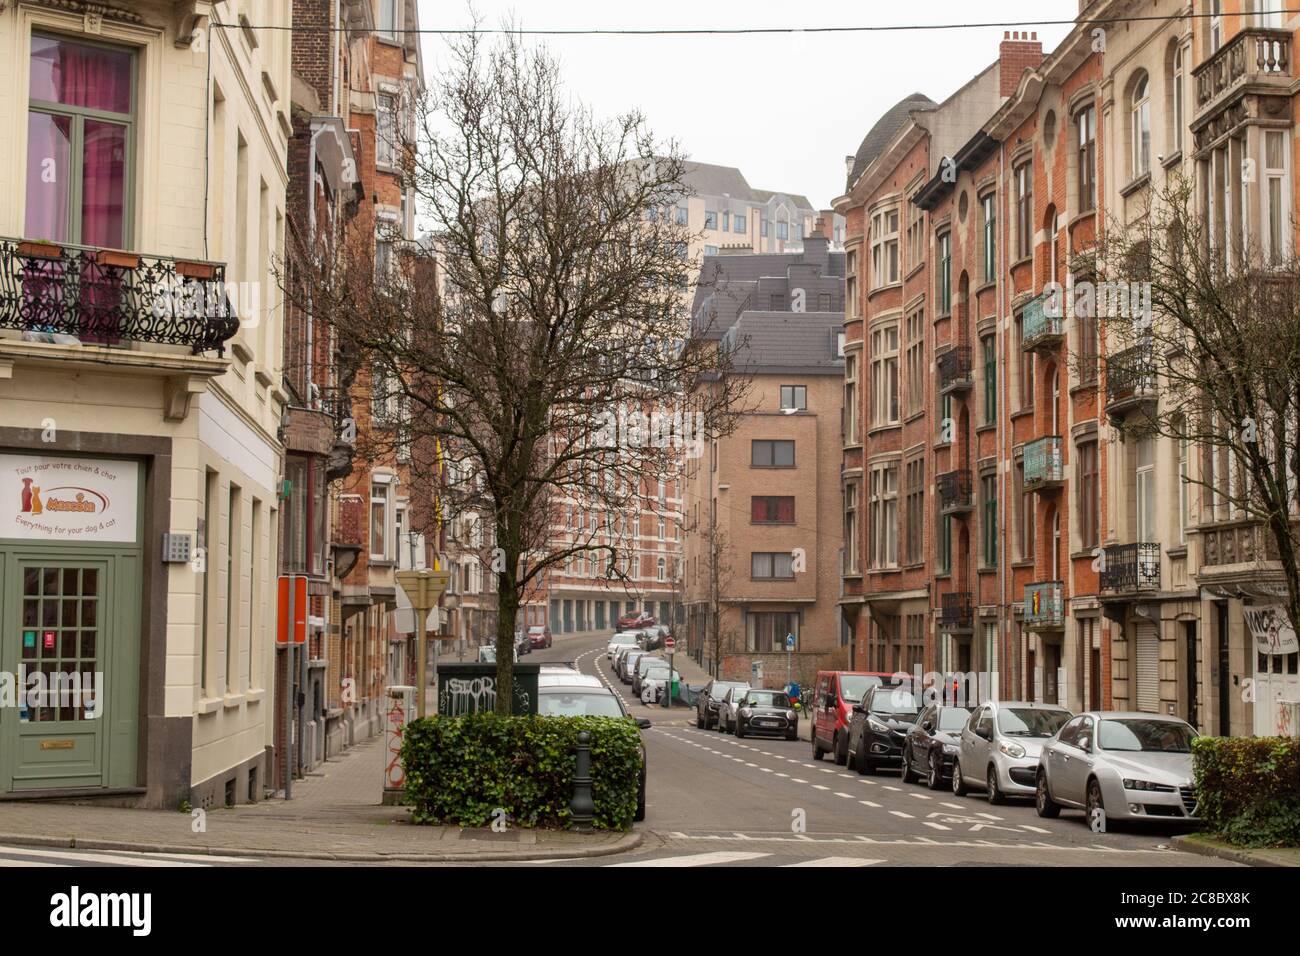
{"left": 639, "top": 664, "right": 681, "bottom": 705}
{"left": 952, "top": 700, "right": 1072, "bottom": 802}
{"left": 476, "top": 645, "right": 517, "bottom": 664}
{"left": 714, "top": 684, "right": 751, "bottom": 733}
{"left": 606, "top": 632, "right": 639, "bottom": 660}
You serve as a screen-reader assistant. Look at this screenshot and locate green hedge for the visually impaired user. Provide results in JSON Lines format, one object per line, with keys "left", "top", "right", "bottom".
{"left": 1193, "top": 736, "right": 1300, "bottom": 848}
{"left": 401, "top": 713, "right": 643, "bottom": 831}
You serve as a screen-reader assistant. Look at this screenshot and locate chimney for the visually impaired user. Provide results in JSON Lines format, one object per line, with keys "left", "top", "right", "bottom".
{"left": 999, "top": 30, "right": 1044, "bottom": 98}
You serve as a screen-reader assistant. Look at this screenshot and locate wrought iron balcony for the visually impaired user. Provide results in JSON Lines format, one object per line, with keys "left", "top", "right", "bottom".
{"left": 0, "top": 238, "right": 239, "bottom": 355}
{"left": 940, "top": 591, "right": 974, "bottom": 632}
{"left": 1104, "top": 344, "right": 1157, "bottom": 424}
{"left": 1021, "top": 292, "right": 1063, "bottom": 353}
{"left": 1024, "top": 581, "right": 1064, "bottom": 630}
{"left": 1101, "top": 542, "right": 1161, "bottom": 594}
{"left": 1023, "top": 436, "right": 1064, "bottom": 490}
{"left": 937, "top": 345, "right": 973, "bottom": 393}
{"left": 937, "top": 469, "right": 973, "bottom": 514}
{"left": 1194, "top": 28, "right": 1292, "bottom": 111}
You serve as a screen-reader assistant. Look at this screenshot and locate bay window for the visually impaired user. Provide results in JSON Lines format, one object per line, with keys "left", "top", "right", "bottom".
{"left": 871, "top": 324, "right": 900, "bottom": 426}
{"left": 871, "top": 207, "right": 900, "bottom": 286}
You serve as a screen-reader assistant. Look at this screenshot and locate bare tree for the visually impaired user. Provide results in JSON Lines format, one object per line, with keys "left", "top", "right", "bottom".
{"left": 1087, "top": 173, "right": 1300, "bottom": 635}
{"left": 292, "top": 28, "right": 743, "bottom": 712}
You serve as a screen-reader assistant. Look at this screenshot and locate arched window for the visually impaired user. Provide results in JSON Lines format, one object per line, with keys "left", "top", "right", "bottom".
{"left": 1171, "top": 44, "right": 1185, "bottom": 155}
{"left": 1131, "top": 72, "right": 1151, "bottom": 176}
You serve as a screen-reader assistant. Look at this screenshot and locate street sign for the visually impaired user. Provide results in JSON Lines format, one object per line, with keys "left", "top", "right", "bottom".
{"left": 751, "top": 660, "right": 764, "bottom": 684}
{"left": 276, "top": 575, "right": 308, "bottom": 645}
{"left": 785, "top": 632, "right": 795, "bottom": 650}
{"left": 665, "top": 636, "right": 675, "bottom": 650}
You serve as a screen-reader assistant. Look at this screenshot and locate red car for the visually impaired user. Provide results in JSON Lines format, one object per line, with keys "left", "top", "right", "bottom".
{"left": 617, "top": 612, "right": 656, "bottom": 629}
{"left": 812, "top": 671, "right": 900, "bottom": 765}
{"left": 527, "top": 625, "right": 553, "bottom": 649}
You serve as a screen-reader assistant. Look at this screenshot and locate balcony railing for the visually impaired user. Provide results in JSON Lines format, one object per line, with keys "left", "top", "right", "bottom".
{"left": 0, "top": 238, "right": 239, "bottom": 355}
{"left": 1101, "top": 542, "right": 1161, "bottom": 594}
{"left": 937, "top": 469, "right": 973, "bottom": 514}
{"left": 940, "top": 591, "right": 974, "bottom": 632}
{"left": 1023, "top": 436, "right": 1064, "bottom": 489}
{"left": 1021, "top": 293, "right": 1063, "bottom": 352}
{"left": 937, "top": 346, "right": 973, "bottom": 392}
{"left": 1024, "top": 581, "right": 1064, "bottom": 630}
{"left": 1105, "top": 344, "right": 1157, "bottom": 423}
{"left": 1194, "top": 28, "right": 1292, "bottom": 110}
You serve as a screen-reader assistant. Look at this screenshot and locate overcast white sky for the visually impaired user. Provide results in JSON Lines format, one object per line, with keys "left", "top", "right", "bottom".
{"left": 417, "top": 1, "right": 1076, "bottom": 208}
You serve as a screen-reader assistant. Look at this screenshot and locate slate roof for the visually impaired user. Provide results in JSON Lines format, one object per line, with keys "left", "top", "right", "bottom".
{"left": 722, "top": 311, "right": 844, "bottom": 376}
{"left": 845, "top": 92, "right": 936, "bottom": 192}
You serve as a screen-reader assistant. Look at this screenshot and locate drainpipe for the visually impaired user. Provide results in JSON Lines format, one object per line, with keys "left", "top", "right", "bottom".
{"left": 997, "top": 138, "right": 1008, "bottom": 700}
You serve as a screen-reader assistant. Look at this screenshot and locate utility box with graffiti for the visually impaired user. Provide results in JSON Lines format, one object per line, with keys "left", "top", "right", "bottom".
{"left": 436, "top": 663, "right": 540, "bottom": 716}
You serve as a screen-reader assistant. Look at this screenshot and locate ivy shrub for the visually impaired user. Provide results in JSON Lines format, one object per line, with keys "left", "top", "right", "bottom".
{"left": 401, "top": 713, "right": 643, "bottom": 831}
{"left": 1193, "top": 735, "right": 1300, "bottom": 848}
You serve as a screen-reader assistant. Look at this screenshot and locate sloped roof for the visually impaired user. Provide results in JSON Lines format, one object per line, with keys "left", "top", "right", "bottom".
{"left": 725, "top": 311, "right": 845, "bottom": 376}
{"left": 846, "top": 92, "right": 936, "bottom": 192}
{"left": 680, "top": 161, "right": 755, "bottom": 199}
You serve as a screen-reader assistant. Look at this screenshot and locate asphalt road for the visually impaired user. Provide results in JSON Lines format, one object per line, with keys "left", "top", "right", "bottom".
{"left": 525, "top": 632, "right": 1239, "bottom": 868}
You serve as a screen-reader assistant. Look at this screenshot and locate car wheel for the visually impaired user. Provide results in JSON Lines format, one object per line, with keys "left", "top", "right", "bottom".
{"left": 696, "top": 713, "right": 704, "bottom": 729}
{"left": 736, "top": 720, "right": 746, "bottom": 739}
{"left": 833, "top": 732, "right": 849, "bottom": 766}
{"left": 786, "top": 731, "right": 797, "bottom": 741}
{"left": 951, "top": 759, "right": 968, "bottom": 796}
{"left": 812, "top": 735, "right": 825, "bottom": 760}
{"left": 1086, "top": 778, "right": 1107, "bottom": 831}
{"left": 986, "top": 765, "right": 1005, "bottom": 805}
{"left": 1035, "top": 769, "right": 1061, "bottom": 819}
{"left": 854, "top": 740, "right": 873, "bottom": 776}
{"left": 901, "top": 746, "right": 919, "bottom": 784}
{"left": 927, "top": 752, "right": 943, "bottom": 791}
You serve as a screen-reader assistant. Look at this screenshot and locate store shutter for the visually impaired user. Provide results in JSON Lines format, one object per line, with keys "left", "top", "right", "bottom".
{"left": 1134, "top": 620, "right": 1159, "bottom": 713}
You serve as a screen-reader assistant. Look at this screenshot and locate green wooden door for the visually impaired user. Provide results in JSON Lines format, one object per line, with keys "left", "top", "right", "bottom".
{"left": 0, "top": 550, "right": 139, "bottom": 792}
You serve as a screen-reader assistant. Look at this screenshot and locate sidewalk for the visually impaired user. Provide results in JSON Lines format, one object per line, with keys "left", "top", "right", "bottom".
{"left": 0, "top": 736, "right": 640, "bottom": 863}
{"left": 1174, "top": 833, "right": 1300, "bottom": 867}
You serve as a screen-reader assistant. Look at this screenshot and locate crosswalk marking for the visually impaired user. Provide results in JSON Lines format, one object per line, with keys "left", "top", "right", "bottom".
{"left": 609, "top": 851, "right": 770, "bottom": 867}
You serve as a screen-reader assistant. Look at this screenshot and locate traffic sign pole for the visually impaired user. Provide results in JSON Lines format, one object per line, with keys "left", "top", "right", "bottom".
{"left": 665, "top": 635, "right": 676, "bottom": 709}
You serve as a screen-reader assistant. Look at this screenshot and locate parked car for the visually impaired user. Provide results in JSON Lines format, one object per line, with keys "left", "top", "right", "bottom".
{"left": 617, "top": 611, "right": 656, "bottom": 629}
{"left": 640, "top": 663, "right": 681, "bottom": 705}
{"left": 715, "top": 684, "right": 751, "bottom": 733}
{"left": 732, "top": 688, "right": 798, "bottom": 740}
{"left": 538, "top": 668, "right": 604, "bottom": 689}
{"left": 615, "top": 644, "right": 641, "bottom": 679}
{"left": 621, "top": 650, "right": 649, "bottom": 684}
{"left": 696, "top": 680, "right": 749, "bottom": 730}
{"left": 901, "top": 704, "right": 975, "bottom": 788}
{"left": 537, "top": 682, "right": 650, "bottom": 821}
{"left": 606, "top": 632, "right": 640, "bottom": 660}
{"left": 527, "top": 625, "right": 553, "bottom": 650}
{"left": 812, "top": 671, "right": 898, "bottom": 764}
{"left": 637, "top": 627, "right": 666, "bottom": 651}
{"left": 846, "top": 685, "right": 922, "bottom": 774}
{"left": 632, "top": 654, "right": 663, "bottom": 697}
{"left": 476, "top": 645, "right": 517, "bottom": 664}
{"left": 514, "top": 632, "right": 531, "bottom": 657}
{"left": 1036, "top": 712, "right": 1200, "bottom": 827}
{"left": 952, "top": 700, "right": 1072, "bottom": 803}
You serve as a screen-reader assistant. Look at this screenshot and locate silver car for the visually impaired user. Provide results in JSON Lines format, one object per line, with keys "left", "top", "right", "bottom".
{"left": 714, "top": 684, "right": 751, "bottom": 733}
{"left": 1036, "top": 712, "right": 1200, "bottom": 827}
{"left": 953, "top": 700, "right": 1072, "bottom": 803}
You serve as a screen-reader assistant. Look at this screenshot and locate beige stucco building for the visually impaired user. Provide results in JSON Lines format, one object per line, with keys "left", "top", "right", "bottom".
{"left": 0, "top": 0, "right": 289, "bottom": 807}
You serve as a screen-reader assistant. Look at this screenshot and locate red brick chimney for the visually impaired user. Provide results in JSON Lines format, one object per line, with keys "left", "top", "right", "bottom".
{"left": 1000, "top": 31, "right": 1044, "bottom": 98}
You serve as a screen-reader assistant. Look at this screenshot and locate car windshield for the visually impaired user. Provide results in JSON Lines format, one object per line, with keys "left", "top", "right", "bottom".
{"left": 612, "top": 635, "right": 638, "bottom": 645}
{"left": 938, "top": 708, "right": 972, "bottom": 731}
{"left": 838, "top": 675, "right": 883, "bottom": 703}
{"left": 714, "top": 682, "right": 747, "bottom": 698}
{"left": 528, "top": 626, "right": 545, "bottom": 635}
{"left": 745, "top": 691, "right": 790, "bottom": 707}
{"left": 870, "top": 689, "right": 919, "bottom": 715}
{"left": 999, "top": 708, "right": 1070, "bottom": 737}
{"left": 1098, "top": 719, "right": 1196, "bottom": 753}
{"left": 645, "top": 667, "right": 678, "bottom": 679}
{"left": 538, "top": 692, "right": 625, "bottom": 718}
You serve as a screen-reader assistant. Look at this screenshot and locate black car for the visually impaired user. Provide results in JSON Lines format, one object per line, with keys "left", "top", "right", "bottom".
{"left": 537, "top": 683, "right": 650, "bottom": 822}
{"left": 901, "top": 703, "right": 974, "bottom": 789}
{"left": 695, "top": 680, "right": 749, "bottom": 730}
{"left": 733, "top": 689, "right": 798, "bottom": 740}
{"left": 846, "top": 685, "right": 921, "bottom": 774}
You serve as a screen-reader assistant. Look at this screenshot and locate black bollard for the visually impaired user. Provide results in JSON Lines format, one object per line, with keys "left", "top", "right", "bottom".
{"left": 570, "top": 730, "right": 595, "bottom": 831}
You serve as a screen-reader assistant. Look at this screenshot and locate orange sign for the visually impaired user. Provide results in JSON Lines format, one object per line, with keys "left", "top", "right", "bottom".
{"left": 277, "top": 575, "right": 308, "bottom": 645}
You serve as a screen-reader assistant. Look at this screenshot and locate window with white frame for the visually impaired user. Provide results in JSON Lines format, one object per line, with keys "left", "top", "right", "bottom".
{"left": 906, "top": 199, "right": 924, "bottom": 271}
{"left": 1256, "top": 0, "right": 1283, "bottom": 28}
{"left": 1265, "top": 130, "right": 1291, "bottom": 265}
{"left": 1210, "top": 0, "right": 1223, "bottom": 53}
{"left": 981, "top": 193, "right": 997, "bottom": 281}
{"left": 377, "top": 92, "right": 398, "bottom": 166}
{"left": 370, "top": 480, "right": 392, "bottom": 558}
{"left": 871, "top": 207, "right": 901, "bottom": 286}
{"left": 868, "top": 461, "right": 899, "bottom": 568}
{"left": 1171, "top": 46, "right": 1185, "bottom": 157}
{"left": 1077, "top": 105, "right": 1096, "bottom": 211}
{"left": 377, "top": 0, "right": 400, "bottom": 38}
{"left": 844, "top": 481, "right": 859, "bottom": 573}
{"left": 1015, "top": 163, "right": 1033, "bottom": 259}
{"left": 937, "top": 231, "right": 952, "bottom": 312}
{"left": 844, "top": 353, "right": 859, "bottom": 444}
{"left": 905, "top": 307, "right": 925, "bottom": 415}
{"left": 1131, "top": 72, "right": 1151, "bottom": 178}
{"left": 780, "top": 385, "right": 807, "bottom": 411}
{"left": 871, "top": 324, "right": 900, "bottom": 426}
{"left": 657, "top": 557, "right": 666, "bottom": 581}
{"left": 846, "top": 249, "right": 859, "bottom": 318}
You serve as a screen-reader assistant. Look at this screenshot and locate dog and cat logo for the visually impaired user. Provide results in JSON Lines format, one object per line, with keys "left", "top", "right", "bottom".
{"left": 20, "top": 476, "right": 108, "bottom": 517}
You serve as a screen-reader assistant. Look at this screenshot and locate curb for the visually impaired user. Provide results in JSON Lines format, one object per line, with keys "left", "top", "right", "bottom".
{"left": 0, "top": 828, "right": 644, "bottom": 864}
{"left": 1172, "top": 834, "right": 1295, "bottom": 868}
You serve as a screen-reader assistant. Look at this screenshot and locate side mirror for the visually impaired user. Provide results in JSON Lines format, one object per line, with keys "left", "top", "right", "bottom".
{"left": 636, "top": 717, "right": 652, "bottom": 729}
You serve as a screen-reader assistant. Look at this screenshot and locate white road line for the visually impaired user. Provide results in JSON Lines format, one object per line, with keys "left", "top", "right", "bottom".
{"left": 834, "top": 792, "right": 854, "bottom": 799}
{"left": 812, "top": 785, "right": 830, "bottom": 791}
{"left": 775, "top": 773, "right": 789, "bottom": 778}
{"left": 609, "top": 851, "right": 770, "bottom": 867}
{"left": 0, "top": 846, "right": 220, "bottom": 867}
{"left": 881, "top": 785, "right": 901, "bottom": 791}
{"left": 889, "top": 811, "right": 915, "bottom": 819}
{"left": 923, "top": 822, "right": 952, "bottom": 831}
{"left": 859, "top": 800, "right": 881, "bottom": 808}
{"left": 792, "top": 778, "right": 808, "bottom": 784}
{"left": 976, "top": 813, "right": 1004, "bottom": 821}
{"left": 783, "top": 857, "right": 884, "bottom": 867}
{"left": 909, "top": 793, "right": 932, "bottom": 800}
{"left": 941, "top": 802, "right": 965, "bottom": 809}
{"left": 1020, "top": 825, "right": 1052, "bottom": 833}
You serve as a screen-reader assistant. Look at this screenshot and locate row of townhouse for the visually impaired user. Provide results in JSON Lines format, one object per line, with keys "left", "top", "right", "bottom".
{"left": 0, "top": 0, "right": 426, "bottom": 809}
{"left": 838, "top": 0, "right": 1300, "bottom": 738}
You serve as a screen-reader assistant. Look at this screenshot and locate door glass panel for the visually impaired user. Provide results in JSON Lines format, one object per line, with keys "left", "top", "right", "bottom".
{"left": 22, "top": 566, "right": 101, "bottom": 722}
{"left": 24, "top": 112, "right": 72, "bottom": 243}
